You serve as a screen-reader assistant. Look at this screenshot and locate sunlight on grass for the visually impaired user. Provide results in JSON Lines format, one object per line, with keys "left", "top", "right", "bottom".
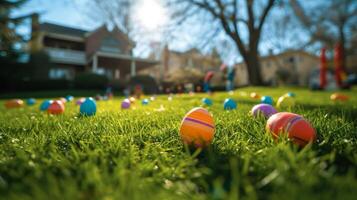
{"left": 0, "top": 87, "right": 357, "bottom": 199}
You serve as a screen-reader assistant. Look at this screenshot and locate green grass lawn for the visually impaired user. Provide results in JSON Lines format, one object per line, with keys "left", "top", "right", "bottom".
{"left": 1, "top": 87, "right": 357, "bottom": 200}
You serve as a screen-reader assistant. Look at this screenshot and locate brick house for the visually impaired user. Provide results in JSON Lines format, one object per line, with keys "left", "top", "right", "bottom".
{"left": 29, "top": 14, "right": 158, "bottom": 81}
{"left": 140, "top": 45, "right": 223, "bottom": 85}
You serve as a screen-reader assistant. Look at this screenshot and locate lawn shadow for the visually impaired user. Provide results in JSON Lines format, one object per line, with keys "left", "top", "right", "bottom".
{"left": 184, "top": 144, "right": 259, "bottom": 198}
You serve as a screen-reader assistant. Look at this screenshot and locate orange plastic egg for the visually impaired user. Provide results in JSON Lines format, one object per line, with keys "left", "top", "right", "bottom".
{"left": 266, "top": 112, "right": 316, "bottom": 147}
{"left": 48, "top": 100, "right": 65, "bottom": 115}
{"left": 129, "top": 97, "right": 136, "bottom": 103}
{"left": 179, "top": 107, "right": 215, "bottom": 147}
{"left": 5, "top": 99, "right": 24, "bottom": 109}
{"left": 250, "top": 92, "right": 260, "bottom": 99}
{"left": 330, "top": 93, "right": 349, "bottom": 101}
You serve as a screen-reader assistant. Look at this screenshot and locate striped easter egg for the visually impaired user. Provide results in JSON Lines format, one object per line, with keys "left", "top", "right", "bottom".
{"left": 179, "top": 107, "right": 215, "bottom": 147}
{"left": 266, "top": 112, "right": 316, "bottom": 147}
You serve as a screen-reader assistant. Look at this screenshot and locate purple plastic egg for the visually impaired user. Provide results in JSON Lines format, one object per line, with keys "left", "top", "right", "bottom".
{"left": 121, "top": 99, "right": 131, "bottom": 109}
{"left": 76, "top": 98, "right": 85, "bottom": 106}
{"left": 251, "top": 104, "right": 277, "bottom": 118}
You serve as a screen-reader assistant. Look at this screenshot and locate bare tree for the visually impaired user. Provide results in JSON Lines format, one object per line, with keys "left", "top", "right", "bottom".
{"left": 87, "top": 0, "right": 133, "bottom": 34}
{"left": 290, "top": 0, "right": 357, "bottom": 69}
{"left": 261, "top": 1, "right": 310, "bottom": 53}
{"left": 167, "top": 0, "right": 277, "bottom": 85}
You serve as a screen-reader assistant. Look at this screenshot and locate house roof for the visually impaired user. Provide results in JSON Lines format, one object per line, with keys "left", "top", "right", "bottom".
{"left": 39, "top": 23, "right": 88, "bottom": 38}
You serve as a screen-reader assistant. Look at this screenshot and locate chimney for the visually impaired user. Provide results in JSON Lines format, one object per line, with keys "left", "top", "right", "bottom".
{"left": 30, "top": 13, "right": 41, "bottom": 52}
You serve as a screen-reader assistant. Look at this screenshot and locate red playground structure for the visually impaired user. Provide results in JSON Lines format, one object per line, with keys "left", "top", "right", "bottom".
{"left": 319, "top": 43, "right": 349, "bottom": 90}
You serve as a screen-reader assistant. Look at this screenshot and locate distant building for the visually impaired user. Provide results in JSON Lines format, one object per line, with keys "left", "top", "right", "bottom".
{"left": 235, "top": 50, "right": 320, "bottom": 86}
{"left": 139, "top": 45, "right": 223, "bottom": 85}
{"left": 29, "top": 13, "right": 158, "bottom": 80}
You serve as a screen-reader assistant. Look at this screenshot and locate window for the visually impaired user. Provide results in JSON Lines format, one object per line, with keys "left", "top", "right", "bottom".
{"left": 100, "top": 37, "right": 122, "bottom": 53}
{"left": 95, "top": 68, "right": 113, "bottom": 80}
{"left": 49, "top": 68, "right": 71, "bottom": 80}
{"left": 287, "top": 56, "right": 295, "bottom": 63}
{"left": 115, "top": 69, "right": 120, "bottom": 79}
{"left": 96, "top": 68, "right": 105, "bottom": 75}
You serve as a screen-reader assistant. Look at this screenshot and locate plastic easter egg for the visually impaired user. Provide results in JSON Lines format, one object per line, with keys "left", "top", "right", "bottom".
{"left": 107, "top": 93, "right": 113, "bottom": 99}
{"left": 66, "top": 95, "right": 74, "bottom": 102}
{"left": 142, "top": 99, "right": 149, "bottom": 105}
{"left": 48, "top": 100, "right": 65, "bottom": 115}
{"left": 285, "top": 92, "right": 296, "bottom": 97}
{"left": 40, "top": 100, "right": 53, "bottom": 111}
{"left": 26, "top": 98, "right": 36, "bottom": 106}
{"left": 223, "top": 98, "right": 237, "bottom": 110}
{"left": 261, "top": 96, "right": 273, "bottom": 105}
{"left": 330, "top": 93, "right": 349, "bottom": 101}
{"left": 202, "top": 98, "right": 213, "bottom": 106}
{"left": 59, "top": 97, "right": 67, "bottom": 104}
{"left": 95, "top": 95, "right": 102, "bottom": 101}
{"left": 5, "top": 99, "right": 24, "bottom": 109}
{"left": 150, "top": 96, "right": 155, "bottom": 101}
{"left": 76, "top": 98, "right": 85, "bottom": 105}
{"left": 250, "top": 92, "right": 260, "bottom": 99}
{"left": 80, "top": 98, "right": 96, "bottom": 116}
{"left": 179, "top": 107, "right": 215, "bottom": 147}
{"left": 251, "top": 104, "right": 277, "bottom": 118}
{"left": 276, "top": 96, "right": 295, "bottom": 109}
{"left": 129, "top": 97, "right": 136, "bottom": 103}
{"left": 121, "top": 99, "right": 131, "bottom": 109}
{"left": 102, "top": 95, "right": 109, "bottom": 101}
{"left": 266, "top": 112, "right": 316, "bottom": 147}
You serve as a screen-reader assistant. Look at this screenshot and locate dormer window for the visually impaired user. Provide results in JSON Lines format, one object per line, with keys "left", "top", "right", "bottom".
{"left": 100, "top": 37, "right": 121, "bottom": 53}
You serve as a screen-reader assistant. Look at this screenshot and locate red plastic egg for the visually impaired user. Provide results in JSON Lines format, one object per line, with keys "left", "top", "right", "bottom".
{"left": 266, "top": 112, "right": 316, "bottom": 147}
{"left": 48, "top": 100, "right": 65, "bottom": 115}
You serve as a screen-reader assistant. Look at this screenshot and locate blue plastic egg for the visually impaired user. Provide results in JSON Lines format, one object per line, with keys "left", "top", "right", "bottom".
{"left": 286, "top": 92, "right": 296, "bottom": 97}
{"left": 142, "top": 99, "right": 149, "bottom": 105}
{"left": 27, "top": 98, "right": 36, "bottom": 106}
{"left": 80, "top": 98, "right": 97, "bottom": 116}
{"left": 40, "top": 100, "right": 53, "bottom": 111}
{"left": 66, "top": 95, "right": 74, "bottom": 102}
{"left": 223, "top": 98, "right": 237, "bottom": 110}
{"left": 261, "top": 96, "right": 273, "bottom": 105}
{"left": 202, "top": 98, "right": 213, "bottom": 106}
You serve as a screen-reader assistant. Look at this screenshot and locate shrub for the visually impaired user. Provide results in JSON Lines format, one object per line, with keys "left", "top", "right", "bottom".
{"left": 74, "top": 73, "right": 109, "bottom": 89}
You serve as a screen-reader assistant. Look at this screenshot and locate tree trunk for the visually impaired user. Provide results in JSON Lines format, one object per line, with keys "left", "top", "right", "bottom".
{"left": 338, "top": 24, "right": 347, "bottom": 72}
{"left": 244, "top": 51, "right": 263, "bottom": 85}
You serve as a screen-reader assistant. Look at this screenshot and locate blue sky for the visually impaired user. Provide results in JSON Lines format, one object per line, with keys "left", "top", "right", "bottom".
{"left": 14, "top": 0, "right": 95, "bottom": 30}
{"left": 14, "top": 0, "right": 185, "bottom": 58}
{"left": 13, "top": 0, "right": 315, "bottom": 64}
